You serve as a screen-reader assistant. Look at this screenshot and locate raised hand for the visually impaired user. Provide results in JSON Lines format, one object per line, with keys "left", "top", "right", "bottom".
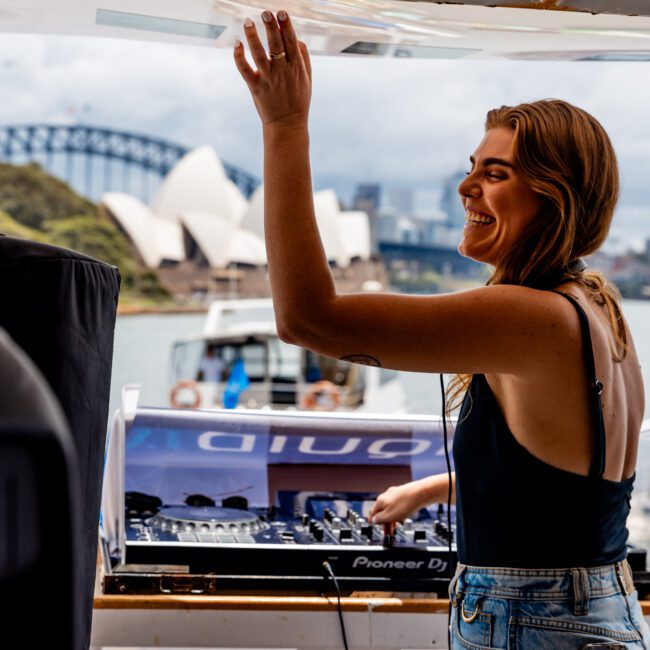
{"left": 233, "top": 10, "right": 312, "bottom": 130}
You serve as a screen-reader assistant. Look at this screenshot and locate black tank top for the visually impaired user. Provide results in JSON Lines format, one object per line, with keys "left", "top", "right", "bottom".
{"left": 453, "top": 291, "right": 635, "bottom": 567}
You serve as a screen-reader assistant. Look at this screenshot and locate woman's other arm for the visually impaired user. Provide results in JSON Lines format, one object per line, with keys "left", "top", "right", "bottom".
{"left": 369, "top": 472, "right": 456, "bottom": 524}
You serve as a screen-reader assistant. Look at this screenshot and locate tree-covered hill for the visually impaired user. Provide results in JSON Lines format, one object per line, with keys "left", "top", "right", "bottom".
{"left": 0, "top": 162, "right": 168, "bottom": 301}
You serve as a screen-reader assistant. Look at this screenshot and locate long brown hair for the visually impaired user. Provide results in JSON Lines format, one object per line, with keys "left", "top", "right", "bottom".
{"left": 446, "top": 99, "right": 627, "bottom": 415}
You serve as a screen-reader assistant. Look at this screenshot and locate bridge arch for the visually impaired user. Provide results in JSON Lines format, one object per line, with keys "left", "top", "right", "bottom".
{"left": 0, "top": 124, "right": 260, "bottom": 200}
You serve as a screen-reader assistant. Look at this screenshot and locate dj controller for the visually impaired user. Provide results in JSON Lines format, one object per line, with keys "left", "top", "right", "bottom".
{"left": 101, "top": 408, "right": 650, "bottom": 597}
{"left": 109, "top": 491, "right": 458, "bottom": 594}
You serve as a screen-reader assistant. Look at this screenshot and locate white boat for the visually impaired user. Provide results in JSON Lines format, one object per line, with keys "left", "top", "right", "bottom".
{"left": 168, "top": 298, "right": 408, "bottom": 413}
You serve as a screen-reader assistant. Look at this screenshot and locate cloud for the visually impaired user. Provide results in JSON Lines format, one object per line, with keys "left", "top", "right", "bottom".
{"left": 0, "top": 33, "right": 649, "bottom": 227}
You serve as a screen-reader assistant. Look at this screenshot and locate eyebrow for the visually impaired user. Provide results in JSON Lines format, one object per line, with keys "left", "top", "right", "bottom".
{"left": 469, "top": 156, "right": 515, "bottom": 169}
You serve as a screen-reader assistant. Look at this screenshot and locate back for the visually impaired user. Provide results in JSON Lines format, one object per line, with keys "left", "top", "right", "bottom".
{"left": 486, "top": 284, "right": 643, "bottom": 484}
{"left": 453, "top": 287, "right": 642, "bottom": 567}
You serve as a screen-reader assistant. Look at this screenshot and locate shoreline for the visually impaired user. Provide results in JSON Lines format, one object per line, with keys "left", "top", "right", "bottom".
{"left": 117, "top": 304, "right": 208, "bottom": 316}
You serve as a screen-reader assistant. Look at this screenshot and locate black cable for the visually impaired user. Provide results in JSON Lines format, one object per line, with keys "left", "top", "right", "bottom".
{"left": 322, "top": 560, "right": 350, "bottom": 650}
{"left": 439, "top": 373, "right": 453, "bottom": 650}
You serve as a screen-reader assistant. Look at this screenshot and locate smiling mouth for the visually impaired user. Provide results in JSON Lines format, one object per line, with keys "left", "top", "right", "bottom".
{"left": 465, "top": 209, "right": 496, "bottom": 226}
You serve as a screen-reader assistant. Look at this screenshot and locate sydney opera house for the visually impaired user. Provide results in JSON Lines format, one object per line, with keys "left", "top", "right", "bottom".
{"left": 101, "top": 146, "right": 385, "bottom": 298}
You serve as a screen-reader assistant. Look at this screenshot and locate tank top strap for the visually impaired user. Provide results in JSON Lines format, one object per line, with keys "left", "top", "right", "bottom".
{"left": 549, "top": 290, "right": 606, "bottom": 478}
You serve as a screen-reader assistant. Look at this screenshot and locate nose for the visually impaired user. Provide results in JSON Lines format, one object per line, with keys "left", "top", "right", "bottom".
{"left": 458, "top": 172, "right": 480, "bottom": 200}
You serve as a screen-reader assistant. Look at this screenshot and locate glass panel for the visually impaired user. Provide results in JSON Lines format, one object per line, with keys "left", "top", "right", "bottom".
{"left": 269, "top": 339, "right": 302, "bottom": 380}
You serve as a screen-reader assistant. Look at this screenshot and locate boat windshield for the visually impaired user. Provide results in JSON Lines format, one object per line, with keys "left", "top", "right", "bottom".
{"left": 170, "top": 336, "right": 364, "bottom": 391}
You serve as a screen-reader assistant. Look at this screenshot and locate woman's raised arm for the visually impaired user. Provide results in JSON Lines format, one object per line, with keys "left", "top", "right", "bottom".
{"left": 233, "top": 12, "right": 580, "bottom": 377}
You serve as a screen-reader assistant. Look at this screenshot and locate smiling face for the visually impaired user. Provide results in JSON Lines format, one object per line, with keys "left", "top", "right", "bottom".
{"left": 457, "top": 127, "right": 543, "bottom": 268}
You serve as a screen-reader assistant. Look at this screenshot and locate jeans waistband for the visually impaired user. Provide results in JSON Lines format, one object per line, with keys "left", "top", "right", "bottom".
{"left": 449, "top": 560, "right": 634, "bottom": 615}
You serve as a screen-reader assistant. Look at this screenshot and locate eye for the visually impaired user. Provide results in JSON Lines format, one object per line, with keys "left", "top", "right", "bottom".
{"left": 486, "top": 172, "right": 505, "bottom": 180}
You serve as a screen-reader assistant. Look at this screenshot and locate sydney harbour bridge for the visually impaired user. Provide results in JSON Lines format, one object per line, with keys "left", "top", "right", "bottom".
{"left": 0, "top": 124, "right": 260, "bottom": 201}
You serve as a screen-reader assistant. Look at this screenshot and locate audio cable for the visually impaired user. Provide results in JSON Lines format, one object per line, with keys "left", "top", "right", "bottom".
{"left": 322, "top": 560, "right": 350, "bottom": 650}
{"left": 439, "top": 373, "right": 453, "bottom": 650}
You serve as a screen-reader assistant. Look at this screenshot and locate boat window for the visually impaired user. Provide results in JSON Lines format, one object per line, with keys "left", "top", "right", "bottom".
{"left": 220, "top": 342, "right": 267, "bottom": 381}
{"left": 269, "top": 339, "right": 301, "bottom": 380}
{"left": 170, "top": 340, "right": 204, "bottom": 384}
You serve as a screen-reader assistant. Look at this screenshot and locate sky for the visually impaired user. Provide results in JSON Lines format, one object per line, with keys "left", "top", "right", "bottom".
{"left": 0, "top": 32, "right": 649, "bottom": 250}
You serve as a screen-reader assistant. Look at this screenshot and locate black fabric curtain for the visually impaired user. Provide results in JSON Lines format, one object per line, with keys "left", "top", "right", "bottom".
{"left": 0, "top": 235, "right": 120, "bottom": 650}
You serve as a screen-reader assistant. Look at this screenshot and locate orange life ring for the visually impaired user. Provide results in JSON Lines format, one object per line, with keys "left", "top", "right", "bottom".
{"left": 169, "top": 380, "right": 201, "bottom": 409}
{"left": 302, "top": 380, "right": 341, "bottom": 411}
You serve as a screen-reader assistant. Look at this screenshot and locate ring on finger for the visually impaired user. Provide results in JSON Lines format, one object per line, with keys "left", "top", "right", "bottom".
{"left": 269, "top": 50, "right": 286, "bottom": 60}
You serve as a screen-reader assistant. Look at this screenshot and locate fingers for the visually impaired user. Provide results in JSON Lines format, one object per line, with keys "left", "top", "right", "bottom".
{"left": 243, "top": 17, "right": 270, "bottom": 72}
{"left": 277, "top": 11, "right": 301, "bottom": 63}
{"left": 299, "top": 41, "right": 312, "bottom": 80}
{"left": 233, "top": 39, "right": 256, "bottom": 86}
{"left": 261, "top": 11, "right": 285, "bottom": 61}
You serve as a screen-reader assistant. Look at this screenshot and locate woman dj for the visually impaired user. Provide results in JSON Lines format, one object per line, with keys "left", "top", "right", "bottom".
{"left": 234, "top": 11, "right": 649, "bottom": 648}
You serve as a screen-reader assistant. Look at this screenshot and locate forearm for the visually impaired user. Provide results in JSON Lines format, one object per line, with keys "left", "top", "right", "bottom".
{"left": 262, "top": 125, "right": 336, "bottom": 337}
{"left": 412, "top": 471, "right": 456, "bottom": 507}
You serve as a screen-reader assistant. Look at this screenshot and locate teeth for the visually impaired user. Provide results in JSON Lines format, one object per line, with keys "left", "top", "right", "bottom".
{"left": 465, "top": 210, "right": 495, "bottom": 224}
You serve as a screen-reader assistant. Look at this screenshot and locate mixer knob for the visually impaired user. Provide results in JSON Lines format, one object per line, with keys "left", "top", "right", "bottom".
{"left": 312, "top": 526, "right": 324, "bottom": 542}
{"left": 200, "top": 524, "right": 210, "bottom": 532}
{"left": 324, "top": 509, "right": 334, "bottom": 522}
{"left": 360, "top": 524, "right": 374, "bottom": 540}
{"left": 437, "top": 503, "right": 444, "bottom": 517}
{"left": 330, "top": 517, "right": 342, "bottom": 530}
{"left": 301, "top": 514, "right": 310, "bottom": 526}
{"left": 403, "top": 518, "right": 414, "bottom": 531}
{"left": 309, "top": 520, "right": 319, "bottom": 534}
{"left": 184, "top": 523, "right": 195, "bottom": 532}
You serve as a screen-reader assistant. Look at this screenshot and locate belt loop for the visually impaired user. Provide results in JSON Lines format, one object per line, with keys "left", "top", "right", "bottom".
{"left": 616, "top": 560, "right": 635, "bottom": 596}
{"left": 448, "top": 563, "right": 466, "bottom": 607}
{"left": 570, "top": 567, "right": 590, "bottom": 616}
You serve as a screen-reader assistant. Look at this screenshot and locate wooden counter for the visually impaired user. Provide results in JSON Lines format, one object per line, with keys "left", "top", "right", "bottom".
{"left": 90, "top": 590, "right": 650, "bottom": 649}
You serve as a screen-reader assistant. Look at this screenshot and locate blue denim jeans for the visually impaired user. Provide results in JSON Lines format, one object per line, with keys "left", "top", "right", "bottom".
{"left": 448, "top": 561, "right": 650, "bottom": 649}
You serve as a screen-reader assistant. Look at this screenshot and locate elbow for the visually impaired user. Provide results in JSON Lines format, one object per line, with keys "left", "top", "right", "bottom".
{"left": 275, "top": 314, "right": 306, "bottom": 345}
{"left": 276, "top": 323, "right": 299, "bottom": 345}
{"left": 276, "top": 314, "right": 320, "bottom": 348}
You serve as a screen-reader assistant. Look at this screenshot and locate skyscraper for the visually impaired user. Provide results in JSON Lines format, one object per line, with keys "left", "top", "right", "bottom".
{"left": 440, "top": 171, "right": 466, "bottom": 229}
{"left": 353, "top": 183, "right": 382, "bottom": 253}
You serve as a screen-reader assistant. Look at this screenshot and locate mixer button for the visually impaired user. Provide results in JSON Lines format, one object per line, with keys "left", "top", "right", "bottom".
{"left": 360, "top": 524, "right": 374, "bottom": 539}
{"left": 339, "top": 529, "right": 353, "bottom": 541}
{"left": 413, "top": 530, "right": 427, "bottom": 543}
